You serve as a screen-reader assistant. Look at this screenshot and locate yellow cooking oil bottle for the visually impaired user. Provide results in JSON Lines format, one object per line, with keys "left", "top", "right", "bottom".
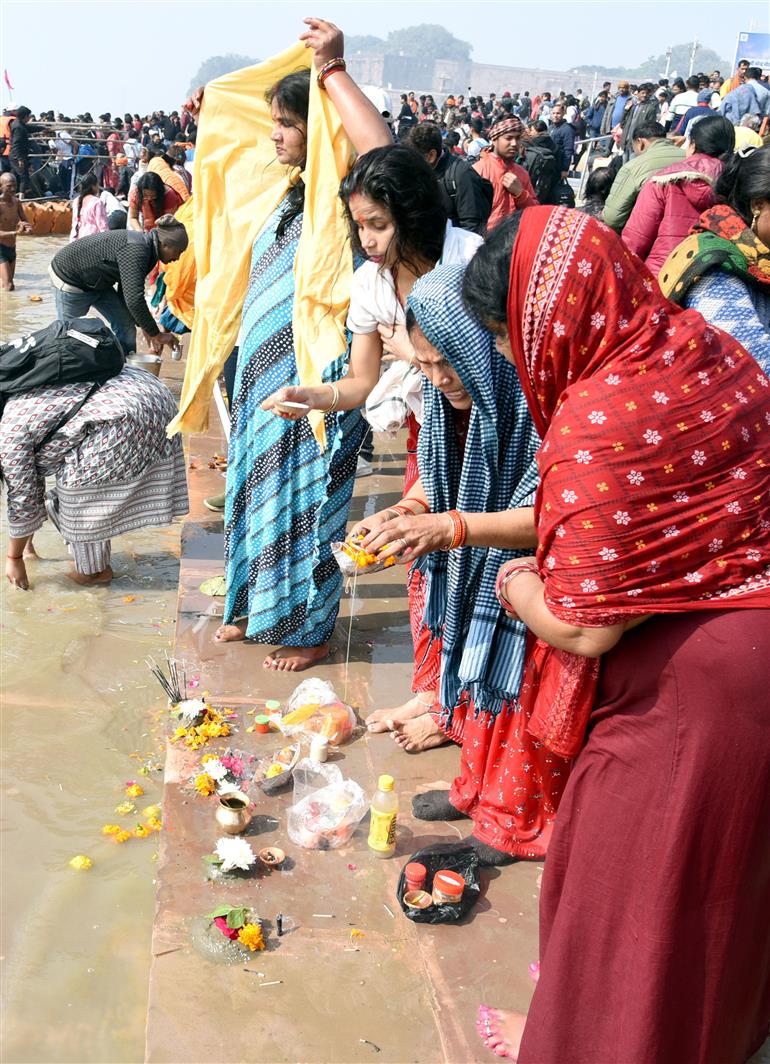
{"left": 368, "top": 774, "right": 398, "bottom": 858}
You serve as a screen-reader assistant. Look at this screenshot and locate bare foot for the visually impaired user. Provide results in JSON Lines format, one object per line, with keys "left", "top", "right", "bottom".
{"left": 477, "top": 1007, "right": 527, "bottom": 1061}
{"left": 23, "top": 544, "right": 39, "bottom": 560}
{"left": 67, "top": 565, "right": 113, "bottom": 586}
{"left": 214, "top": 619, "right": 248, "bottom": 643}
{"left": 263, "top": 643, "right": 329, "bottom": 672}
{"left": 366, "top": 692, "right": 435, "bottom": 733}
{"left": 392, "top": 713, "right": 449, "bottom": 753}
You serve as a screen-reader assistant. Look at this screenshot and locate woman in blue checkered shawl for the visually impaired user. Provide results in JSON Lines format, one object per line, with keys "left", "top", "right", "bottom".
{"left": 357, "top": 263, "right": 572, "bottom": 865}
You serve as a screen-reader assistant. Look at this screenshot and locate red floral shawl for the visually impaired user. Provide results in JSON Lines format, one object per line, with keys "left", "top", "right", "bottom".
{"left": 507, "top": 206, "right": 770, "bottom": 757}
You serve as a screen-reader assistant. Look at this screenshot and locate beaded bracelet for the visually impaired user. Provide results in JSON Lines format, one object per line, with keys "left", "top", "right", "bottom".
{"left": 317, "top": 57, "right": 346, "bottom": 88}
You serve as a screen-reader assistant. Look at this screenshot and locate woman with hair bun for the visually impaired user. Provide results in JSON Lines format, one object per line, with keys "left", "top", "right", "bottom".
{"left": 262, "top": 143, "right": 482, "bottom": 691}
{"left": 659, "top": 143, "right": 770, "bottom": 372}
{"left": 622, "top": 113, "right": 735, "bottom": 275}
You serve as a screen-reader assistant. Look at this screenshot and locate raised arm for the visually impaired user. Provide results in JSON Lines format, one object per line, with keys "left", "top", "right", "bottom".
{"left": 300, "top": 18, "right": 392, "bottom": 155}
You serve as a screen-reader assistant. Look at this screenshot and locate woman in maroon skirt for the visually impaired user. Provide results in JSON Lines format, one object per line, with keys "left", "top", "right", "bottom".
{"left": 462, "top": 205, "right": 770, "bottom": 1063}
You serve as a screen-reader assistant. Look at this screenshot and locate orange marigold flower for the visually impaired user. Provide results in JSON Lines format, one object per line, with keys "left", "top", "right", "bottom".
{"left": 237, "top": 923, "right": 266, "bottom": 952}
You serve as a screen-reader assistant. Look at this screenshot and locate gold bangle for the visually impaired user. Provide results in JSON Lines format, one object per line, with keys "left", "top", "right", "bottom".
{"left": 320, "top": 383, "right": 339, "bottom": 414}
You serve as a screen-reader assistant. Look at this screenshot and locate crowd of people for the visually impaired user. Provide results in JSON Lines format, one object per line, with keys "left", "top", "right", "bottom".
{"left": 2, "top": 18, "right": 770, "bottom": 1063}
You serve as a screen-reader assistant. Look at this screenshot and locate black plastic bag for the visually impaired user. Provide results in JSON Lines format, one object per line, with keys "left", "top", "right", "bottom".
{"left": 396, "top": 843, "right": 481, "bottom": 924}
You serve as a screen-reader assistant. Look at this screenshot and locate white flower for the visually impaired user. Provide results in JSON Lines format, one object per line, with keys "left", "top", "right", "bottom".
{"left": 650, "top": 311, "right": 661, "bottom": 325}
{"left": 590, "top": 312, "right": 606, "bottom": 330}
{"left": 643, "top": 429, "right": 662, "bottom": 445}
{"left": 697, "top": 371, "right": 710, "bottom": 385}
{"left": 666, "top": 326, "right": 677, "bottom": 337}
{"left": 662, "top": 350, "right": 675, "bottom": 367}
{"left": 580, "top": 579, "right": 599, "bottom": 593}
{"left": 575, "top": 449, "right": 593, "bottom": 464}
{"left": 683, "top": 571, "right": 702, "bottom": 584}
{"left": 730, "top": 467, "right": 747, "bottom": 480}
{"left": 735, "top": 391, "right": 748, "bottom": 404}
{"left": 614, "top": 510, "right": 631, "bottom": 525}
{"left": 627, "top": 588, "right": 643, "bottom": 597}
{"left": 741, "top": 427, "right": 751, "bottom": 442}
{"left": 758, "top": 374, "right": 769, "bottom": 388}
{"left": 546, "top": 555, "right": 557, "bottom": 569}
{"left": 725, "top": 501, "right": 742, "bottom": 514}
{"left": 599, "top": 547, "right": 618, "bottom": 561}
{"left": 691, "top": 450, "right": 707, "bottom": 466}
{"left": 652, "top": 390, "right": 669, "bottom": 405}
{"left": 560, "top": 596, "right": 575, "bottom": 608}
{"left": 703, "top": 329, "right": 714, "bottom": 343}
{"left": 562, "top": 489, "right": 578, "bottom": 504}
{"left": 618, "top": 317, "right": 629, "bottom": 331}
{"left": 613, "top": 261, "right": 624, "bottom": 278}
{"left": 605, "top": 373, "right": 621, "bottom": 386}
{"left": 648, "top": 560, "right": 660, "bottom": 573}
{"left": 724, "top": 355, "right": 735, "bottom": 368}
{"left": 673, "top": 490, "right": 689, "bottom": 503}
{"left": 553, "top": 321, "right": 566, "bottom": 337}
{"left": 627, "top": 470, "right": 644, "bottom": 486}
{"left": 555, "top": 525, "right": 567, "bottom": 538}
{"left": 588, "top": 410, "right": 607, "bottom": 425}
{"left": 214, "top": 836, "right": 257, "bottom": 873}
{"left": 577, "top": 259, "right": 592, "bottom": 276}
{"left": 642, "top": 278, "right": 654, "bottom": 292}
{"left": 663, "top": 526, "right": 680, "bottom": 538}
{"left": 747, "top": 549, "right": 761, "bottom": 562}
{"left": 175, "top": 697, "right": 208, "bottom": 725}
{"left": 204, "top": 758, "right": 229, "bottom": 782}
{"left": 708, "top": 538, "right": 723, "bottom": 554}
{"left": 700, "top": 410, "right": 715, "bottom": 423}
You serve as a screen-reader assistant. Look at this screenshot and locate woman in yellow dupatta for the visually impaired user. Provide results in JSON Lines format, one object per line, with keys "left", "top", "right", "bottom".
{"left": 205, "top": 19, "right": 391, "bottom": 669}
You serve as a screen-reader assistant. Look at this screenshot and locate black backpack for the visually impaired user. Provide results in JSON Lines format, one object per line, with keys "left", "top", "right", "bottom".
{"left": 0, "top": 318, "right": 125, "bottom": 418}
{"left": 521, "top": 143, "right": 561, "bottom": 205}
{"left": 442, "top": 156, "right": 494, "bottom": 228}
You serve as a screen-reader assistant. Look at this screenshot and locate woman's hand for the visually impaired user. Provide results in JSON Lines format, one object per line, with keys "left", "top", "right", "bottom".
{"left": 6, "top": 557, "right": 29, "bottom": 591}
{"left": 348, "top": 507, "right": 398, "bottom": 541}
{"left": 361, "top": 512, "right": 454, "bottom": 562}
{"left": 184, "top": 86, "right": 205, "bottom": 117}
{"left": 262, "top": 386, "right": 314, "bottom": 420}
{"left": 300, "top": 17, "right": 344, "bottom": 69}
{"left": 377, "top": 322, "right": 415, "bottom": 365}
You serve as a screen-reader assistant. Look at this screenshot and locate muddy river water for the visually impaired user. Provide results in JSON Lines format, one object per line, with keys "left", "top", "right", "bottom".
{"left": 1, "top": 236, "right": 177, "bottom": 1062}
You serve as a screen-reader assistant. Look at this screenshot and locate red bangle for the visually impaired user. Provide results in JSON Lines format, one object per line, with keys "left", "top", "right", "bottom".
{"left": 444, "top": 509, "right": 467, "bottom": 551}
{"left": 317, "top": 58, "right": 346, "bottom": 88}
{"left": 404, "top": 498, "right": 430, "bottom": 514}
{"left": 7, "top": 554, "right": 23, "bottom": 560}
{"left": 389, "top": 504, "right": 412, "bottom": 518}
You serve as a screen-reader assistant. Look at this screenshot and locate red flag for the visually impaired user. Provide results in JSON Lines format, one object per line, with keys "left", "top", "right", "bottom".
{"left": 4, "top": 70, "right": 14, "bottom": 93}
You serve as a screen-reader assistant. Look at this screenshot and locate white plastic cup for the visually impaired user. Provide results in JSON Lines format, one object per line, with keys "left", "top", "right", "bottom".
{"left": 309, "top": 734, "right": 329, "bottom": 763}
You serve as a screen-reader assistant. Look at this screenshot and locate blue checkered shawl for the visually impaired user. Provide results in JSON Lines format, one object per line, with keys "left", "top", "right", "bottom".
{"left": 409, "top": 264, "right": 540, "bottom": 722}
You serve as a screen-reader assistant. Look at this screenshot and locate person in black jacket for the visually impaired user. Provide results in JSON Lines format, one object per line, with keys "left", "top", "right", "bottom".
{"left": 405, "top": 122, "right": 491, "bottom": 234}
{"left": 49, "top": 218, "right": 188, "bottom": 356}
{"left": 520, "top": 122, "right": 561, "bottom": 204}
{"left": 9, "top": 106, "right": 42, "bottom": 197}
{"left": 620, "top": 82, "right": 660, "bottom": 158}
{"left": 548, "top": 103, "right": 576, "bottom": 176}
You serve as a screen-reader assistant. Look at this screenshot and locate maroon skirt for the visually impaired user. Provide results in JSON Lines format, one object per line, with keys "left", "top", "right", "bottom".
{"left": 519, "top": 608, "right": 770, "bottom": 1064}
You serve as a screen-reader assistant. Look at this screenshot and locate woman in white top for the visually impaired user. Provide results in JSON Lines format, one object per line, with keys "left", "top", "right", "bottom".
{"left": 264, "top": 145, "right": 481, "bottom": 425}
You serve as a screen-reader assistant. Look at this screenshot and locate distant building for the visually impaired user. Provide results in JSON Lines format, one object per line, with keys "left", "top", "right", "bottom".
{"left": 346, "top": 53, "right": 619, "bottom": 98}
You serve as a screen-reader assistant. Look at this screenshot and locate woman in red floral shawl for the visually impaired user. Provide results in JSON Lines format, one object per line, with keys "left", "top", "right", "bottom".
{"left": 462, "top": 205, "right": 770, "bottom": 1064}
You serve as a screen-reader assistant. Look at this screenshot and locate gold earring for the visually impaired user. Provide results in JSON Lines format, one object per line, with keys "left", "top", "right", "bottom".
{"left": 751, "top": 208, "right": 760, "bottom": 235}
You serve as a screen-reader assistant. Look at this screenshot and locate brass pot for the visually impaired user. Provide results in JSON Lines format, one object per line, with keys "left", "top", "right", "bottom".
{"left": 215, "top": 791, "right": 252, "bottom": 835}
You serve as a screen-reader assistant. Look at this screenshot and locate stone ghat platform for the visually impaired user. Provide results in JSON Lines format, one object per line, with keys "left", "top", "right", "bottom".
{"left": 144, "top": 410, "right": 541, "bottom": 1063}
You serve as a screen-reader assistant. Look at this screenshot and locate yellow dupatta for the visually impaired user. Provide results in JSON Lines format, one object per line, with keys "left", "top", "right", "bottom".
{"left": 166, "top": 41, "right": 354, "bottom": 448}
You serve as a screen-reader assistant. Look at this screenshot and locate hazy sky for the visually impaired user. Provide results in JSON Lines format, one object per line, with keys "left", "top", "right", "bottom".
{"left": 3, "top": 0, "right": 768, "bottom": 114}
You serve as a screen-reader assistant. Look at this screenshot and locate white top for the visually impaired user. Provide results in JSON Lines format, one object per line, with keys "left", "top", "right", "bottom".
{"left": 100, "top": 190, "right": 126, "bottom": 215}
{"left": 347, "top": 222, "right": 483, "bottom": 335}
{"left": 672, "top": 90, "right": 699, "bottom": 115}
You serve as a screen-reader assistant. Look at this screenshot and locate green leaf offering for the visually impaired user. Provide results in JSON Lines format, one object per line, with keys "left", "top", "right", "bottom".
{"left": 206, "top": 905, "right": 233, "bottom": 919}
{"left": 226, "top": 906, "right": 247, "bottom": 929}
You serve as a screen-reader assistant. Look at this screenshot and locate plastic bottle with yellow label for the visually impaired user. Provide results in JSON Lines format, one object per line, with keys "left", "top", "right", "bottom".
{"left": 368, "top": 774, "right": 398, "bottom": 858}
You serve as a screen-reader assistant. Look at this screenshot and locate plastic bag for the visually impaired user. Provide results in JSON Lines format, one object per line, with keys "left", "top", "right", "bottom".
{"left": 287, "top": 776, "right": 368, "bottom": 850}
{"left": 396, "top": 844, "right": 481, "bottom": 923}
{"left": 332, "top": 535, "right": 398, "bottom": 577}
{"left": 280, "top": 679, "right": 357, "bottom": 745}
{"left": 364, "top": 361, "right": 423, "bottom": 434}
{"left": 291, "top": 758, "right": 342, "bottom": 804}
